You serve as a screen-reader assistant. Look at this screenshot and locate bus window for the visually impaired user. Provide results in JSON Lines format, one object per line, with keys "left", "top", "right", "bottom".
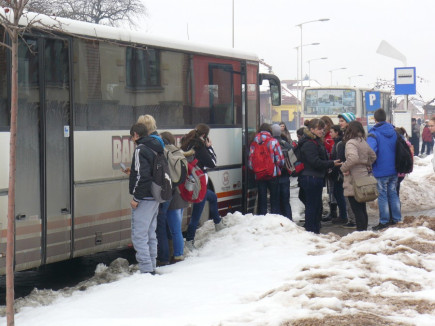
{"left": 189, "top": 55, "right": 242, "bottom": 127}
{"left": 304, "top": 88, "right": 356, "bottom": 116}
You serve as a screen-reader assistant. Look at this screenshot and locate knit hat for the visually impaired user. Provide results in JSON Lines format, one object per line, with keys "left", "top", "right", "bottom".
{"left": 271, "top": 124, "right": 281, "bottom": 137}
{"left": 338, "top": 112, "right": 356, "bottom": 123}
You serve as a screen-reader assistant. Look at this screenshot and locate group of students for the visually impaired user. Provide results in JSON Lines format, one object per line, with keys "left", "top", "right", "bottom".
{"left": 125, "top": 115, "right": 225, "bottom": 274}
{"left": 249, "top": 108, "right": 416, "bottom": 235}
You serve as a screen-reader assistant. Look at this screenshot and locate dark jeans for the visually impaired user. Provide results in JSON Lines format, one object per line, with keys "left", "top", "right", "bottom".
{"left": 185, "top": 189, "right": 221, "bottom": 241}
{"left": 421, "top": 141, "right": 433, "bottom": 155}
{"left": 298, "top": 179, "right": 306, "bottom": 206}
{"left": 156, "top": 200, "right": 171, "bottom": 263}
{"left": 347, "top": 196, "right": 368, "bottom": 231}
{"left": 300, "top": 175, "right": 324, "bottom": 234}
{"left": 278, "top": 177, "right": 292, "bottom": 220}
{"left": 257, "top": 178, "right": 280, "bottom": 215}
{"left": 410, "top": 138, "right": 420, "bottom": 156}
{"left": 332, "top": 180, "right": 347, "bottom": 220}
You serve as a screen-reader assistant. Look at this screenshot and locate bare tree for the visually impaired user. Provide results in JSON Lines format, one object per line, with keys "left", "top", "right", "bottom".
{"left": 0, "top": 2, "right": 29, "bottom": 324}
{"left": 0, "top": 2, "right": 67, "bottom": 324}
{"left": 27, "top": 0, "right": 147, "bottom": 27}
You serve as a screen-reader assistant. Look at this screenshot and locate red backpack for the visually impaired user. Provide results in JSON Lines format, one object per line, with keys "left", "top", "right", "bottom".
{"left": 249, "top": 137, "right": 276, "bottom": 180}
{"left": 178, "top": 159, "right": 207, "bottom": 203}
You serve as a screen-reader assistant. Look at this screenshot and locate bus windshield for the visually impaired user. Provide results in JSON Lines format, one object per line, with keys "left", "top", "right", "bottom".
{"left": 304, "top": 88, "right": 357, "bottom": 116}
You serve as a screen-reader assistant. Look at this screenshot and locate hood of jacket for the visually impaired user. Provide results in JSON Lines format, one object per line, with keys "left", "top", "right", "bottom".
{"left": 298, "top": 127, "right": 318, "bottom": 147}
{"left": 370, "top": 121, "right": 396, "bottom": 139}
{"left": 136, "top": 135, "right": 164, "bottom": 153}
{"left": 254, "top": 131, "right": 273, "bottom": 145}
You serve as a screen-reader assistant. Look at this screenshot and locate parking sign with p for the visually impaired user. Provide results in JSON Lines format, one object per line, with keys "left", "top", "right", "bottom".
{"left": 365, "top": 91, "right": 381, "bottom": 111}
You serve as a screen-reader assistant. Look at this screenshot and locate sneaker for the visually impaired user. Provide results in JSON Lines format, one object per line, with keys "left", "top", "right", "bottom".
{"left": 332, "top": 217, "right": 347, "bottom": 225}
{"left": 321, "top": 216, "right": 332, "bottom": 222}
{"left": 171, "top": 255, "right": 184, "bottom": 264}
{"left": 372, "top": 223, "right": 389, "bottom": 231}
{"left": 185, "top": 240, "right": 197, "bottom": 251}
{"left": 215, "top": 219, "right": 227, "bottom": 232}
{"left": 342, "top": 222, "right": 356, "bottom": 228}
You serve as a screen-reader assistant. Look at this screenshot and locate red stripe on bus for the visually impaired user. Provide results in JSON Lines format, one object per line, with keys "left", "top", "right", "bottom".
{"left": 216, "top": 189, "right": 242, "bottom": 199}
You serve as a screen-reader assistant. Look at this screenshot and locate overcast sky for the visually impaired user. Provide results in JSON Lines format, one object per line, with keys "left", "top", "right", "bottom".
{"left": 140, "top": 0, "right": 434, "bottom": 102}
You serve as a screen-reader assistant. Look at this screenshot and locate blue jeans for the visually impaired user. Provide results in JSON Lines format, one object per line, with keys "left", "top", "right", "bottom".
{"left": 185, "top": 189, "right": 221, "bottom": 241}
{"left": 131, "top": 199, "right": 159, "bottom": 273}
{"left": 156, "top": 200, "right": 171, "bottom": 263}
{"left": 300, "top": 175, "right": 324, "bottom": 234}
{"left": 257, "top": 178, "right": 280, "bottom": 215}
{"left": 167, "top": 208, "right": 184, "bottom": 257}
{"left": 376, "top": 175, "right": 401, "bottom": 224}
{"left": 278, "top": 177, "right": 292, "bottom": 220}
{"left": 333, "top": 180, "right": 347, "bottom": 220}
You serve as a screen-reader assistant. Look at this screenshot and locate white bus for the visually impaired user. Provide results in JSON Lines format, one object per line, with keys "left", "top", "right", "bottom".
{"left": 302, "top": 86, "right": 392, "bottom": 128}
{"left": 0, "top": 12, "right": 281, "bottom": 273}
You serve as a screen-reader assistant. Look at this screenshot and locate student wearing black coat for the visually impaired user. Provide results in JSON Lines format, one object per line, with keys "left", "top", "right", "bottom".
{"left": 329, "top": 125, "right": 348, "bottom": 224}
{"left": 298, "top": 119, "right": 341, "bottom": 234}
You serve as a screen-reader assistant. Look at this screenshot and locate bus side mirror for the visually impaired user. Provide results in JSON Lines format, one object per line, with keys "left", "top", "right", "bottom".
{"left": 259, "top": 73, "right": 281, "bottom": 106}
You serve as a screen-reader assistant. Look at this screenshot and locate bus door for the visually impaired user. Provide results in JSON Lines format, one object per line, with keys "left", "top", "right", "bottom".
{"left": 14, "top": 35, "right": 72, "bottom": 271}
{"left": 243, "top": 63, "right": 259, "bottom": 213}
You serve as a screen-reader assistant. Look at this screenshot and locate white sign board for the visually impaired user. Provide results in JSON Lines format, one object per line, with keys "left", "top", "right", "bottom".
{"left": 393, "top": 111, "right": 412, "bottom": 136}
{"left": 395, "top": 68, "right": 415, "bottom": 84}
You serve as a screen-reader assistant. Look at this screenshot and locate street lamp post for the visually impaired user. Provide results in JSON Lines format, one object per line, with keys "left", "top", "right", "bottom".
{"left": 329, "top": 67, "right": 347, "bottom": 85}
{"left": 348, "top": 74, "right": 364, "bottom": 86}
{"left": 294, "top": 42, "right": 320, "bottom": 129}
{"left": 307, "top": 57, "right": 328, "bottom": 86}
{"left": 295, "top": 18, "right": 329, "bottom": 128}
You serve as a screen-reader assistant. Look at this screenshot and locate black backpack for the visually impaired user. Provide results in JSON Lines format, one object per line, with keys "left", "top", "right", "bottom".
{"left": 368, "top": 132, "right": 413, "bottom": 174}
{"left": 395, "top": 132, "right": 413, "bottom": 174}
{"left": 143, "top": 140, "right": 173, "bottom": 203}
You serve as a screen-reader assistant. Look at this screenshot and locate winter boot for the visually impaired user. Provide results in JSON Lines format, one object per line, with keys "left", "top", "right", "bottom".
{"left": 185, "top": 240, "right": 197, "bottom": 251}
{"left": 322, "top": 203, "right": 337, "bottom": 222}
{"left": 215, "top": 219, "right": 227, "bottom": 231}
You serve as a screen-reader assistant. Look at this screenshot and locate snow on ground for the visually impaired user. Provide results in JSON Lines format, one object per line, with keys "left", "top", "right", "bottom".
{"left": 0, "top": 156, "right": 434, "bottom": 326}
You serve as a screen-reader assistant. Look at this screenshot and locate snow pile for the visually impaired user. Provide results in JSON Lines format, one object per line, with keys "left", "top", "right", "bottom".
{"left": 1, "top": 211, "right": 434, "bottom": 326}
{"left": 399, "top": 154, "right": 435, "bottom": 213}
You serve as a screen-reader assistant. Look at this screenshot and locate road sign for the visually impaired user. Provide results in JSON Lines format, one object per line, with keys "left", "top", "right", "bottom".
{"left": 365, "top": 91, "right": 381, "bottom": 111}
{"left": 394, "top": 67, "right": 416, "bottom": 95}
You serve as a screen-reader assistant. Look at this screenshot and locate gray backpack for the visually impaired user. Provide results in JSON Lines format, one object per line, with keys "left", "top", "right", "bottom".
{"left": 164, "top": 144, "right": 188, "bottom": 187}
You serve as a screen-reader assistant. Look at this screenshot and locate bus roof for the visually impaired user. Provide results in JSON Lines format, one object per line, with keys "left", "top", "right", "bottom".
{"left": 304, "top": 86, "right": 391, "bottom": 94}
{"left": 10, "top": 10, "right": 259, "bottom": 62}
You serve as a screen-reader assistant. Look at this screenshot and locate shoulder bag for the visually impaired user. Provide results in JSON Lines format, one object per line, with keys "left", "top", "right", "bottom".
{"left": 352, "top": 167, "right": 378, "bottom": 203}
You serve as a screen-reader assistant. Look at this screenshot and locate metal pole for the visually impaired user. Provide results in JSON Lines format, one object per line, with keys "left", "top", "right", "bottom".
{"left": 232, "top": 0, "right": 234, "bottom": 48}
{"left": 296, "top": 47, "right": 300, "bottom": 128}
{"left": 299, "top": 26, "right": 303, "bottom": 129}
{"left": 308, "top": 60, "right": 311, "bottom": 86}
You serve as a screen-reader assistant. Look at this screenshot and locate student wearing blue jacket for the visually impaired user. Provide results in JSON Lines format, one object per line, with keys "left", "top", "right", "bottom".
{"left": 367, "top": 109, "right": 402, "bottom": 231}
